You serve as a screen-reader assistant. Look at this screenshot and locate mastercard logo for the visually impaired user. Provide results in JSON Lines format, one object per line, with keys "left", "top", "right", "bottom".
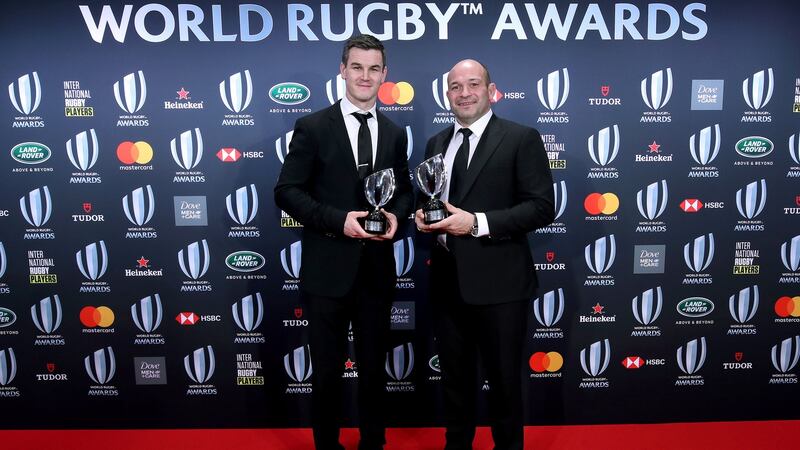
{"left": 774, "top": 296, "right": 800, "bottom": 317}
{"left": 529, "top": 351, "right": 563, "bottom": 373}
{"left": 378, "top": 81, "right": 414, "bottom": 106}
{"left": 117, "top": 141, "right": 153, "bottom": 164}
{"left": 584, "top": 192, "right": 619, "bottom": 215}
{"left": 80, "top": 306, "right": 115, "bottom": 328}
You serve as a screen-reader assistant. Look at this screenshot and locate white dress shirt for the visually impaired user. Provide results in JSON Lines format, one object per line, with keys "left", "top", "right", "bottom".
{"left": 339, "top": 95, "right": 378, "bottom": 170}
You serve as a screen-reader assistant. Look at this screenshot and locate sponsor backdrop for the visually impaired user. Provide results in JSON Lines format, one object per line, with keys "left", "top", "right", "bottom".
{"left": 0, "top": 0, "right": 798, "bottom": 428}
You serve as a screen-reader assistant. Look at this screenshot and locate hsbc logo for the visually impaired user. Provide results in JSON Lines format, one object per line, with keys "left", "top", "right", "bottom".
{"left": 680, "top": 199, "right": 703, "bottom": 212}
{"left": 220, "top": 70, "right": 253, "bottom": 113}
{"left": 113, "top": 71, "right": 146, "bottom": 114}
{"left": 275, "top": 130, "right": 294, "bottom": 164}
{"left": 9, "top": 71, "right": 41, "bottom": 115}
{"left": 622, "top": 356, "right": 645, "bottom": 369}
{"left": 537, "top": 68, "right": 569, "bottom": 111}
{"left": 175, "top": 312, "right": 221, "bottom": 325}
{"left": 217, "top": 148, "right": 241, "bottom": 162}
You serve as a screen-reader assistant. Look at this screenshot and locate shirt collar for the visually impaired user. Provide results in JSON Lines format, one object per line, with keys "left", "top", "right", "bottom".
{"left": 340, "top": 95, "right": 377, "bottom": 118}
{"left": 454, "top": 109, "right": 493, "bottom": 140}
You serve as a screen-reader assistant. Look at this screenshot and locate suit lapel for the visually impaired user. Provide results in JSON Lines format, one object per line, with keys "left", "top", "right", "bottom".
{"left": 328, "top": 101, "right": 360, "bottom": 179}
{"left": 433, "top": 125, "right": 454, "bottom": 157}
{"left": 458, "top": 115, "right": 505, "bottom": 201}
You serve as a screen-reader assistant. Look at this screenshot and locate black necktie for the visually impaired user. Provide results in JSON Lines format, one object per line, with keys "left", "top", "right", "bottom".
{"left": 448, "top": 128, "right": 472, "bottom": 201}
{"left": 352, "top": 112, "right": 373, "bottom": 179}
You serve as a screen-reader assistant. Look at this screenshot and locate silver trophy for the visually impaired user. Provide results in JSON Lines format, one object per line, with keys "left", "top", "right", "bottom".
{"left": 414, "top": 154, "right": 449, "bottom": 224}
{"left": 363, "top": 168, "right": 396, "bottom": 234}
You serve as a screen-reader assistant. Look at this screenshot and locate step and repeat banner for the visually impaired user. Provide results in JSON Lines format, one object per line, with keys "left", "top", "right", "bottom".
{"left": 0, "top": 0, "right": 799, "bottom": 428}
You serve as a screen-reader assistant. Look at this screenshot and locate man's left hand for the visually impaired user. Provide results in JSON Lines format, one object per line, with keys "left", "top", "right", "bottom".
{"left": 428, "top": 202, "right": 474, "bottom": 236}
{"left": 370, "top": 209, "right": 398, "bottom": 240}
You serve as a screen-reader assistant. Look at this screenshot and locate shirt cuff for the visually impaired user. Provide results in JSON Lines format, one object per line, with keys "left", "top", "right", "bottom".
{"left": 475, "top": 212, "right": 490, "bottom": 237}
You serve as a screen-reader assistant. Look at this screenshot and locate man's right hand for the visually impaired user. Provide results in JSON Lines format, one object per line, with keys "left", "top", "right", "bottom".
{"left": 414, "top": 209, "right": 433, "bottom": 233}
{"left": 344, "top": 211, "right": 373, "bottom": 239}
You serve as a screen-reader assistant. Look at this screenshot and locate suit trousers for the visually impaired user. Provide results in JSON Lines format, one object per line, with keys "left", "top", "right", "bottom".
{"left": 432, "top": 246, "right": 529, "bottom": 450}
{"left": 307, "top": 244, "right": 394, "bottom": 450}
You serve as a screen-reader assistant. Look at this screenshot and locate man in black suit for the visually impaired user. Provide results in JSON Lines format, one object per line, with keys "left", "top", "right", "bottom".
{"left": 416, "top": 59, "right": 555, "bottom": 450}
{"left": 274, "top": 35, "right": 413, "bottom": 450}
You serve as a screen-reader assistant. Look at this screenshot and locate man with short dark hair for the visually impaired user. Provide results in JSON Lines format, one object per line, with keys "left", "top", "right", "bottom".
{"left": 275, "top": 34, "right": 413, "bottom": 450}
{"left": 416, "top": 59, "right": 555, "bottom": 450}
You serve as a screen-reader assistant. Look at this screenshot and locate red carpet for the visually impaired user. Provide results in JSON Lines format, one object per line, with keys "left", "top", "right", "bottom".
{"left": 0, "top": 422, "right": 793, "bottom": 449}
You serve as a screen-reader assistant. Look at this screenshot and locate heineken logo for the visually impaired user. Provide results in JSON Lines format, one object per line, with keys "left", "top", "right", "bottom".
{"left": 225, "top": 251, "right": 265, "bottom": 272}
{"left": 269, "top": 83, "right": 310, "bottom": 105}
{"left": 11, "top": 142, "right": 50, "bottom": 164}
{"left": 735, "top": 136, "right": 773, "bottom": 158}
{"left": 677, "top": 297, "right": 714, "bottom": 318}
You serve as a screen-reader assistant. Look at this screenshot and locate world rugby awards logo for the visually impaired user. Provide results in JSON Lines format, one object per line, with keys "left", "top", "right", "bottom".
{"left": 326, "top": 74, "right": 346, "bottom": 105}
{"left": 131, "top": 294, "right": 163, "bottom": 343}
{"left": 220, "top": 70, "right": 254, "bottom": 126}
{"left": 170, "top": 128, "right": 204, "bottom": 178}
{"left": 431, "top": 72, "right": 453, "bottom": 124}
{"left": 770, "top": 336, "right": 800, "bottom": 384}
{"left": 226, "top": 184, "right": 258, "bottom": 225}
{"left": 536, "top": 68, "right": 569, "bottom": 124}
{"left": 632, "top": 287, "right": 663, "bottom": 335}
{"left": 728, "top": 285, "right": 758, "bottom": 335}
{"left": 9, "top": 71, "right": 41, "bottom": 115}
{"left": 281, "top": 241, "right": 302, "bottom": 290}
{"left": 779, "top": 235, "right": 800, "bottom": 284}
{"left": 386, "top": 343, "right": 415, "bottom": 392}
{"left": 676, "top": 338, "right": 706, "bottom": 385}
{"left": 178, "top": 239, "right": 210, "bottom": 281}
{"left": 185, "top": 346, "right": 217, "bottom": 395}
{"left": 76, "top": 241, "right": 108, "bottom": 281}
{"left": 123, "top": 185, "right": 155, "bottom": 227}
{"left": 584, "top": 235, "right": 615, "bottom": 286}
{"left": 232, "top": 293, "right": 265, "bottom": 344}
{"left": 275, "top": 130, "right": 294, "bottom": 164}
{"left": 532, "top": 288, "right": 565, "bottom": 339}
{"left": 742, "top": 68, "right": 773, "bottom": 123}
{"left": 688, "top": 124, "right": 721, "bottom": 178}
{"left": 0, "top": 348, "right": 17, "bottom": 390}
{"left": 85, "top": 346, "right": 117, "bottom": 395}
{"left": 31, "top": 295, "right": 63, "bottom": 337}
{"left": 636, "top": 180, "right": 668, "bottom": 232}
{"left": 66, "top": 129, "right": 99, "bottom": 172}
{"left": 285, "top": 345, "right": 312, "bottom": 393}
{"left": 114, "top": 71, "right": 146, "bottom": 114}
{"left": 683, "top": 233, "right": 714, "bottom": 284}
{"left": 537, "top": 181, "right": 567, "bottom": 234}
{"left": 20, "top": 186, "right": 54, "bottom": 239}
{"left": 394, "top": 237, "right": 414, "bottom": 277}
{"left": 640, "top": 68, "right": 672, "bottom": 122}
{"left": 0, "top": 242, "right": 5, "bottom": 280}
{"left": 587, "top": 125, "right": 620, "bottom": 178}
{"left": 579, "top": 339, "right": 611, "bottom": 388}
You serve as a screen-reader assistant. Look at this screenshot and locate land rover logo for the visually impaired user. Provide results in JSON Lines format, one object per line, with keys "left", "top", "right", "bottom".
{"left": 735, "top": 137, "right": 773, "bottom": 158}
{"left": 0, "top": 308, "right": 17, "bottom": 328}
{"left": 677, "top": 297, "right": 714, "bottom": 318}
{"left": 269, "top": 83, "right": 310, "bottom": 105}
{"left": 11, "top": 142, "right": 50, "bottom": 164}
{"left": 225, "top": 251, "right": 265, "bottom": 272}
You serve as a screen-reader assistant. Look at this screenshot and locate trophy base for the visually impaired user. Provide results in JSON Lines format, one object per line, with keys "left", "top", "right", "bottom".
{"left": 364, "top": 219, "right": 386, "bottom": 234}
{"left": 424, "top": 209, "right": 448, "bottom": 224}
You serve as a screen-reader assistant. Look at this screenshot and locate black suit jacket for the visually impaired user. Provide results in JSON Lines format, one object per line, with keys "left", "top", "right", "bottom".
{"left": 275, "top": 101, "right": 413, "bottom": 297}
{"left": 425, "top": 114, "right": 555, "bottom": 305}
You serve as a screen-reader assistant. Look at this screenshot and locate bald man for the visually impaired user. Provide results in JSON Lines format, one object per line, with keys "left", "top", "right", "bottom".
{"left": 416, "top": 60, "right": 555, "bottom": 450}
